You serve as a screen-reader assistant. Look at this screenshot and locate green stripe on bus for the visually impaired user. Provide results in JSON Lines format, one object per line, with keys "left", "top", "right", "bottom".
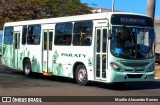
{"left": 2, "top": 45, "right": 7, "bottom": 56}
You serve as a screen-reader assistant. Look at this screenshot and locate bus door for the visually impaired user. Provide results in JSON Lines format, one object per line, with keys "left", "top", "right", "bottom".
{"left": 95, "top": 27, "right": 108, "bottom": 80}
{"left": 14, "top": 31, "right": 20, "bottom": 68}
{"left": 42, "top": 30, "right": 53, "bottom": 74}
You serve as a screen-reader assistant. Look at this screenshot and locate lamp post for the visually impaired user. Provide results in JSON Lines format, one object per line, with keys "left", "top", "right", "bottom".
{"left": 147, "top": 0, "right": 156, "bottom": 21}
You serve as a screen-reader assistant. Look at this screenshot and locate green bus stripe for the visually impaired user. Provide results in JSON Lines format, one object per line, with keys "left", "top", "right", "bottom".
{"left": 2, "top": 45, "right": 7, "bottom": 56}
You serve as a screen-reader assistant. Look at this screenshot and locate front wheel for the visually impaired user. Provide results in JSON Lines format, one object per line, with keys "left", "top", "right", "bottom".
{"left": 23, "top": 59, "right": 32, "bottom": 77}
{"left": 75, "top": 65, "right": 88, "bottom": 85}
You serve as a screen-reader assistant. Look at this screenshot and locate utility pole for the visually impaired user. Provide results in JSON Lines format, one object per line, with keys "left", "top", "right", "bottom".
{"left": 112, "top": 0, "right": 115, "bottom": 12}
{"left": 147, "top": 0, "right": 156, "bottom": 21}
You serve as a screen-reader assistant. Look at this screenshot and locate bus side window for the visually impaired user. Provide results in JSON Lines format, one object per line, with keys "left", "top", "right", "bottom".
{"left": 4, "top": 27, "right": 13, "bottom": 45}
{"left": 49, "top": 31, "right": 53, "bottom": 50}
{"left": 22, "top": 25, "right": 27, "bottom": 45}
{"left": 27, "top": 25, "right": 41, "bottom": 45}
{"left": 73, "top": 21, "right": 93, "bottom": 46}
{"left": 54, "top": 22, "right": 72, "bottom": 46}
{"left": 103, "top": 29, "right": 107, "bottom": 52}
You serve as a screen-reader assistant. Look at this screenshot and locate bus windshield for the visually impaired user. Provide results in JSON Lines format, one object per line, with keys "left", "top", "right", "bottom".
{"left": 111, "top": 26, "right": 155, "bottom": 59}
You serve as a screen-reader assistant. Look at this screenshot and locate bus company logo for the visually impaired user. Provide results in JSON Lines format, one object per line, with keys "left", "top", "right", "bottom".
{"left": 134, "top": 67, "right": 143, "bottom": 72}
{"left": 134, "top": 68, "right": 138, "bottom": 72}
{"left": 2, "top": 97, "right": 11, "bottom": 102}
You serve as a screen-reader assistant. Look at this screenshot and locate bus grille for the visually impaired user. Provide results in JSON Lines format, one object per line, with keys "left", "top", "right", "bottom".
{"left": 120, "top": 62, "right": 149, "bottom": 67}
{"left": 127, "top": 74, "right": 143, "bottom": 78}
{"left": 125, "top": 69, "right": 133, "bottom": 72}
{"left": 125, "top": 69, "right": 144, "bottom": 73}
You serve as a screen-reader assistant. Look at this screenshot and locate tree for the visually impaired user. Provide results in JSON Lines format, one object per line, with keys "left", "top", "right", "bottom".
{"left": 45, "top": 0, "right": 91, "bottom": 17}
{"left": 0, "top": 0, "right": 91, "bottom": 28}
{"left": 0, "top": 0, "right": 47, "bottom": 28}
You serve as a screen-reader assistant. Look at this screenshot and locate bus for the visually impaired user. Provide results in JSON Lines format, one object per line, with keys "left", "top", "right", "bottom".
{"left": 1, "top": 12, "right": 155, "bottom": 85}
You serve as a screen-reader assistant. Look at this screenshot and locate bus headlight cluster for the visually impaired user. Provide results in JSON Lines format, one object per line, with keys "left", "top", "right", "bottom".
{"left": 110, "top": 62, "right": 122, "bottom": 72}
{"left": 146, "top": 64, "right": 154, "bottom": 72}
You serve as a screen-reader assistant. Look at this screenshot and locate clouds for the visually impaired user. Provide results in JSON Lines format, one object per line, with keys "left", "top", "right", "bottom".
{"left": 155, "top": 15, "right": 160, "bottom": 20}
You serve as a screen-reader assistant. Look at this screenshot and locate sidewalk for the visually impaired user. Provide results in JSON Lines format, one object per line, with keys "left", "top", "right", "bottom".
{"left": 155, "top": 70, "right": 160, "bottom": 79}
{"left": 155, "top": 64, "right": 160, "bottom": 79}
{"left": 155, "top": 77, "right": 160, "bottom": 79}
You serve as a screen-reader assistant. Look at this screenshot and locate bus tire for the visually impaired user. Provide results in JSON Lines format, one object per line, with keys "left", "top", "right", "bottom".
{"left": 75, "top": 65, "right": 88, "bottom": 85}
{"left": 23, "top": 59, "right": 32, "bottom": 77}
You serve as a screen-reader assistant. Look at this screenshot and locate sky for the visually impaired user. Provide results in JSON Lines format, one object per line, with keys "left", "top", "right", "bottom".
{"left": 81, "top": 0, "right": 160, "bottom": 19}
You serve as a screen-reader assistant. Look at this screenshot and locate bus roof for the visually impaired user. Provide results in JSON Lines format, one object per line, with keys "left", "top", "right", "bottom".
{"left": 4, "top": 12, "right": 151, "bottom": 27}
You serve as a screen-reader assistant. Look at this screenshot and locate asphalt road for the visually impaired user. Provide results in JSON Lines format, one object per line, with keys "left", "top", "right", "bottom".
{"left": 1, "top": 59, "right": 160, "bottom": 105}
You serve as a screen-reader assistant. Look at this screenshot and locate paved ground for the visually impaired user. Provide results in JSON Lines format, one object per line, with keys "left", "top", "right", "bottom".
{"left": 0, "top": 65, "right": 160, "bottom": 104}
{"left": 0, "top": 57, "right": 160, "bottom": 105}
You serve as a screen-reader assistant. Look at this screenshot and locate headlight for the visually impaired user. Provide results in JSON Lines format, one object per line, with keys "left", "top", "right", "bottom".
{"left": 110, "top": 62, "right": 122, "bottom": 72}
{"left": 146, "top": 64, "right": 154, "bottom": 72}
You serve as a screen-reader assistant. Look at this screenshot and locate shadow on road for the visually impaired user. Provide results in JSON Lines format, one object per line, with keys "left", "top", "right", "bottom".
{"left": 87, "top": 81, "right": 160, "bottom": 91}
{"left": 0, "top": 65, "right": 75, "bottom": 89}
{"left": 1, "top": 65, "right": 160, "bottom": 90}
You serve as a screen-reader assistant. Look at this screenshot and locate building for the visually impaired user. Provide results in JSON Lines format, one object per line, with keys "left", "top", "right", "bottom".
{"left": 154, "top": 20, "right": 160, "bottom": 53}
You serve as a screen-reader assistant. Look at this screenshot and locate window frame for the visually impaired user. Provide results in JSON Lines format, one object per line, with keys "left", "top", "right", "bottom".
{"left": 73, "top": 20, "right": 93, "bottom": 46}
{"left": 3, "top": 27, "right": 14, "bottom": 45}
{"left": 54, "top": 22, "right": 73, "bottom": 46}
{"left": 22, "top": 25, "right": 27, "bottom": 45}
{"left": 27, "top": 24, "right": 41, "bottom": 45}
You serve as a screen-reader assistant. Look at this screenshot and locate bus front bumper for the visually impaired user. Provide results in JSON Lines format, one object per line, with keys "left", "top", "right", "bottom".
{"left": 106, "top": 69, "right": 155, "bottom": 83}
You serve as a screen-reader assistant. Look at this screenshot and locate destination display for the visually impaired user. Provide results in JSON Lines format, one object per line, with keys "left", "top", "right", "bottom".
{"left": 111, "top": 14, "right": 154, "bottom": 27}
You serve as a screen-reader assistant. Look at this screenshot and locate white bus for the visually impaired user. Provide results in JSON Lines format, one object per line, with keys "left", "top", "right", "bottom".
{"left": 1, "top": 12, "right": 155, "bottom": 85}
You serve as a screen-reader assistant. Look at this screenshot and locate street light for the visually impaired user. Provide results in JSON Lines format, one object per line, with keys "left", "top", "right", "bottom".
{"left": 147, "top": 0, "right": 156, "bottom": 21}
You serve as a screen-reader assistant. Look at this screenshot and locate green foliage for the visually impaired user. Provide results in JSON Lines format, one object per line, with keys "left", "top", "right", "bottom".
{"left": 0, "top": 0, "right": 91, "bottom": 29}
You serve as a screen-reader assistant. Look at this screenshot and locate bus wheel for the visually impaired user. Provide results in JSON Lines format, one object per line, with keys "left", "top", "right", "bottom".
{"left": 23, "top": 59, "right": 32, "bottom": 77}
{"left": 75, "top": 65, "right": 88, "bottom": 85}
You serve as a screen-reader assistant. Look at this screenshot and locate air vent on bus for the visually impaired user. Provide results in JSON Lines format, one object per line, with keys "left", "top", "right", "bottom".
{"left": 120, "top": 62, "right": 149, "bottom": 67}
{"left": 125, "top": 69, "right": 133, "bottom": 72}
{"left": 127, "top": 74, "right": 143, "bottom": 78}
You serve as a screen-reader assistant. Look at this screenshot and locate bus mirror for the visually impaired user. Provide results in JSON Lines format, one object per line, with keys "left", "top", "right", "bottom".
{"left": 108, "top": 30, "right": 112, "bottom": 39}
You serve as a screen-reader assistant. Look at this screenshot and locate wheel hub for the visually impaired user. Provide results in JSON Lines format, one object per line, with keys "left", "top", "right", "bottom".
{"left": 78, "top": 68, "right": 86, "bottom": 82}
{"left": 25, "top": 63, "right": 30, "bottom": 74}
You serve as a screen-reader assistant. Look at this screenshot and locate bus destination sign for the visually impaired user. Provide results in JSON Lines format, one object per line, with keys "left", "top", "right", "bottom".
{"left": 111, "top": 14, "right": 153, "bottom": 27}
{"left": 120, "top": 17, "right": 145, "bottom": 24}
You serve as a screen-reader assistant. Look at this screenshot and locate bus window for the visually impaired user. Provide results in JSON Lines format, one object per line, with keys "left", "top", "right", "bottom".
{"left": 97, "top": 29, "right": 101, "bottom": 52}
{"left": 54, "top": 22, "right": 72, "bottom": 45}
{"left": 73, "top": 21, "right": 93, "bottom": 46}
{"left": 49, "top": 31, "right": 53, "bottom": 50}
{"left": 22, "top": 25, "right": 27, "bottom": 45}
{"left": 111, "top": 26, "right": 154, "bottom": 59}
{"left": 103, "top": 29, "right": 107, "bottom": 53}
{"left": 4, "top": 27, "right": 13, "bottom": 44}
{"left": 27, "top": 25, "right": 41, "bottom": 45}
{"left": 44, "top": 32, "right": 47, "bottom": 50}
